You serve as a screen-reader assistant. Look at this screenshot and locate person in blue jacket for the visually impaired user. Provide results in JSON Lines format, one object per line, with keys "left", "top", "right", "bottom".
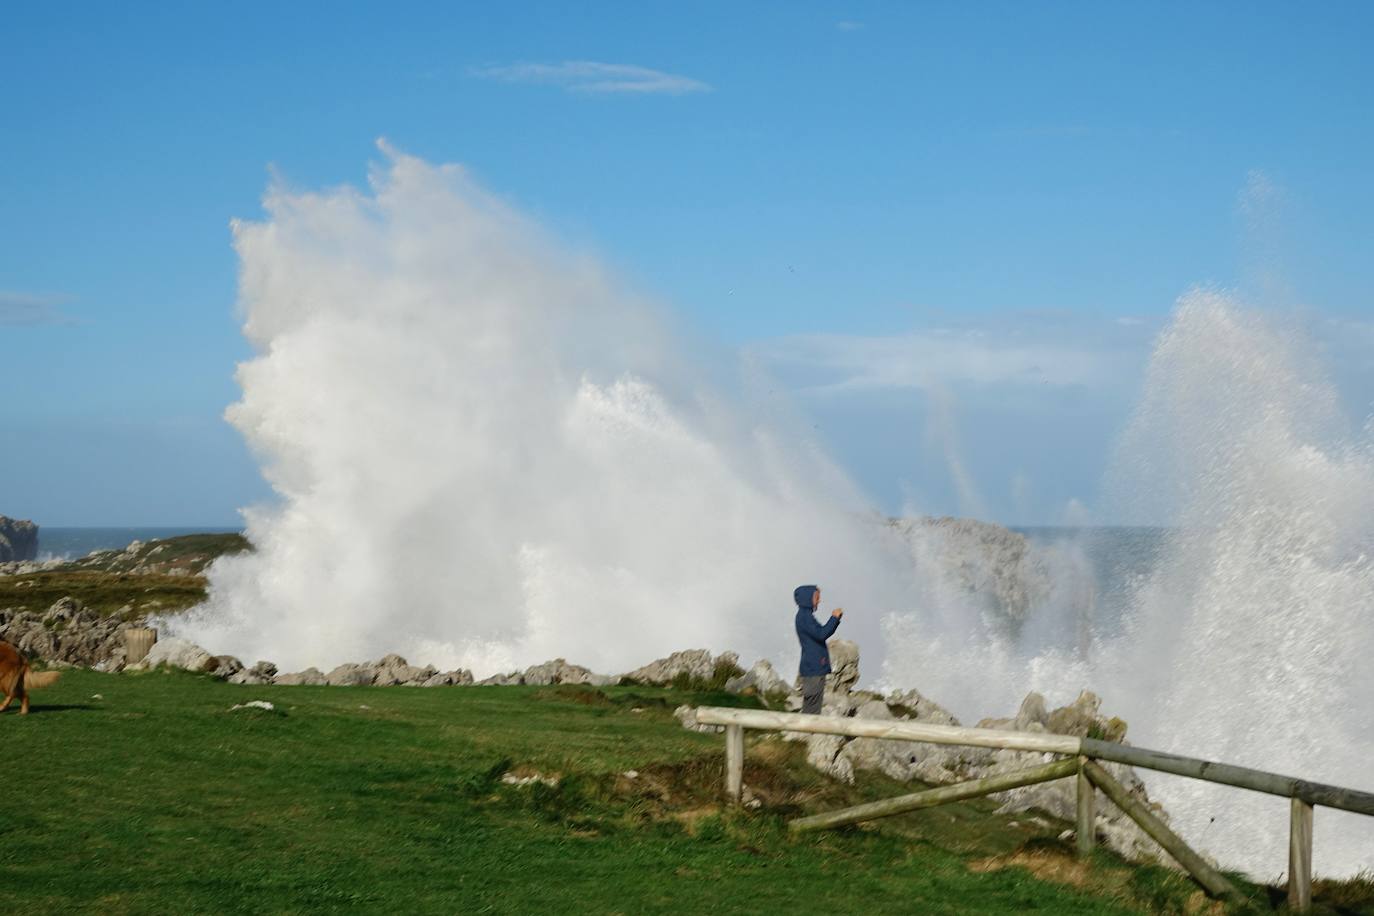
{"left": 794, "top": 584, "right": 843, "bottom": 714}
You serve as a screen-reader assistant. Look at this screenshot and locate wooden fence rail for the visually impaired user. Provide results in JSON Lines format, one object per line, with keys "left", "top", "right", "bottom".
{"left": 694, "top": 705, "right": 1374, "bottom": 911}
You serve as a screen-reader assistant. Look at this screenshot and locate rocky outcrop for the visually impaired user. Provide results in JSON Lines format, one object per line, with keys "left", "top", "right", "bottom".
{"left": 673, "top": 704, "right": 723, "bottom": 734}
{"left": 0, "top": 557, "right": 62, "bottom": 576}
{"left": 275, "top": 667, "right": 327, "bottom": 686}
{"left": 134, "top": 637, "right": 214, "bottom": 672}
{"left": 623, "top": 648, "right": 739, "bottom": 686}
{"left": 58, "top": 532, "right": 249, "bottom": 577}
{"left": 303, "top": 655, "right": 473, "bottom": 687}
{"left": 890, "top": 516, "right": 1051, "bottom": 623}
{"left": 0, "top": 597, "right": 137, "bottom": 670}
{"left": 522, "top": 658, "right": 617, "bottom": 687}
{"left": 724, "top": 658, "right": 791, "bottom": 696}
{"left": 0, "top": 516, "right": 38, "bottom": 563}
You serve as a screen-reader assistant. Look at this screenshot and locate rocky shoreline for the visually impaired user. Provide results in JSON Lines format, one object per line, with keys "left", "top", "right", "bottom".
{"left": 2, "top": 594, "right": 1174, "bottom": 866}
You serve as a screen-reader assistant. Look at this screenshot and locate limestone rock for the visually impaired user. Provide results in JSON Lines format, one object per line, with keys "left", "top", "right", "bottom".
{"left": 421, "top": 669, "right": 475, "bottom": 687}
{"left": 673, "top": 704, "right": 723, "bottom": 734}
{"left": 725, "top": 659, "right": 791, "bottom": 696}
{"left": 229, "top": 661, "right": 278, "bottom": 685}
{"left": 207, "top": 655, "right": 245, "bottom": 679}
{"left": 137, "top": 637, "right": 213, "bottom": 672}
{"left": 478, "top": 672, "right": 524, "bottom": 686}
{"left": 889, "top": 516, "right": 1051, "bottom": 623}
{"left": 0, "top": 557, "right": 63, "bottom": 575}
{"left": 325, "top": 663, "right": 376, "bottom": 686}
{"left": 886, "top": 688, "right": 961, "bottom": 727}
{"left": 826, "top": 639, "right": 860, "bottom": 693}
{"left": 625, "top": 649, "right": 737, "bottom": 686}
{"left": 1046, "top": 690, "right": 1101, "bottom": 737}
{"left": 805, "top": 734, "right": 853, "bottom": 783}
{"left": 276, "top": 667, "right": 327, "bottom": 686}
{"left": 523, "top": 658, "right": 602, "bottom": 686}
{"left": 371, "top": 655, "right": 433, "bottom": 686}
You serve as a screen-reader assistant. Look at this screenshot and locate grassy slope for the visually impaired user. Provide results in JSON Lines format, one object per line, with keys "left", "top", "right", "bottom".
{"left": 0, "top": 533, "right": 247, "bottom": 618}
{"left": 5, "top": 672, "right": 1345, "bottom": 916}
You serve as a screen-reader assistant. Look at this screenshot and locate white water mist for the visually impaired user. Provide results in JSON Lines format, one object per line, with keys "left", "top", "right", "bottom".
{"left": 182, "top": 144, "right": 919, "bottom": 677}
{"left": 882, "top": 290, "right": 1374, "bottom": 878}
{"left": 1107, "top": 291, "right": 1374, "bottom": 879}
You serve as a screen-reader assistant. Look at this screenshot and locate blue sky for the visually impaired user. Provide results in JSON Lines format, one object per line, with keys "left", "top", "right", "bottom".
{"left": 4, "top": 2, "right": 1374, "bottom": 526}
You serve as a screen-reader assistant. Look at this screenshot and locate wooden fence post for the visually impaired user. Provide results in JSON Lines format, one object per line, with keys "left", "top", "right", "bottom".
{"left": 1289, "top": 797, "right": 1313, "bottom": 911}
{"left": 1083, "top": 761, "right": 1243, "bottom": 903}
{"left": 124, "top": 627, "right": 157, "bottom": 666}
{"left": 725, "top": 724, "right": 744, "bottom": 803}
{"left": 789, "top": 758, "right": 1078, "bottom": 832}
{"left": 1076, "top": 756, "right": 1095, "bottom": 858}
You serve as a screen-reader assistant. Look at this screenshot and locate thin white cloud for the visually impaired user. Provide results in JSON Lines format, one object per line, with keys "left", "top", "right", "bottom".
{"left": 836, "top": 20, "right": 865, "bottom": 31}
{"left": 750, "top": 313, "right": 1158, "bottom": 395}
{"left": 0, "top": 291, "right": 74, "bottom": 327}
{"left": 474, "top": 60, "right": 710, "bottom": 95}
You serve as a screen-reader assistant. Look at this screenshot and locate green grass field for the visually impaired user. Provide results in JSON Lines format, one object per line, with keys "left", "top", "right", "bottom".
{"left": 4, "top": 670, "right": 1368, "bottom": 915}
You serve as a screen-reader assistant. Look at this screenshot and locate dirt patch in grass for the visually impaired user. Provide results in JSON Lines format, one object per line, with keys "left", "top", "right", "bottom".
{"left": 970, "top": 845, "right": 1094, "bottom": 887}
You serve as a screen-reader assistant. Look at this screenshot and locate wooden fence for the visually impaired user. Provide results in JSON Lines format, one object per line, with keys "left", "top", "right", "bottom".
{"left": 695, "top": 706, "right": 1374, "bottom": 910}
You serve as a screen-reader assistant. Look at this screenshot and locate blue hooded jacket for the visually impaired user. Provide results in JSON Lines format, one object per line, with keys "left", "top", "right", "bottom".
{"left": 794, "top": 584, "right": 841, "bottom": 677}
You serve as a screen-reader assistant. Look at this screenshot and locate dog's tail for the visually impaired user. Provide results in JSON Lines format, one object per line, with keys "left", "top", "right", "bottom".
{"left": 24, "top": 669, "right": 61, "bottom": 689}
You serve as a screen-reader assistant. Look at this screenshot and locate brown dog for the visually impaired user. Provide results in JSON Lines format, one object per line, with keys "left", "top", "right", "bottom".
{"left": 0, "top": 640, "right": 61, "bottom": 715}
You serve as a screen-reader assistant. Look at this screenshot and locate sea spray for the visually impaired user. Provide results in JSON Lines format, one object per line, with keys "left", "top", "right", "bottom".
{"left": 1105, "top": 291, "right": 1374, "bottom": 878}
{"left": 880, "top": 291, "right": 1374, "bottom": 877}
{"left": 181, "top": 144, "right": 921, "bottom": 678}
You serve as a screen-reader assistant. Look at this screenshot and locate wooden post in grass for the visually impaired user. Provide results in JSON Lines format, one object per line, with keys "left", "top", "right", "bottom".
{"left": 789, "top": 757, "right": 1078, "bottom": 833}
{"left": 725, "top": 724, "right": 744, "bottom": 803}
{"left": 1076, "top": 756, "right": 1095, "bottom": 858}
{"left": 124, "top": 627, "right": 157, "bottom": 665}
{"left": 1289, "top": 797, "right": 1313, "bottom": 911}
{"left": 1082, "top": 761, "right": 1242, "bottom": 903}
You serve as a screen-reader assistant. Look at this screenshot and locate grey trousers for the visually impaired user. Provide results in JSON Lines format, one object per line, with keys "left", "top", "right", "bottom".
{"left": 800, "top": 675, "right": 825, "bottom": 714}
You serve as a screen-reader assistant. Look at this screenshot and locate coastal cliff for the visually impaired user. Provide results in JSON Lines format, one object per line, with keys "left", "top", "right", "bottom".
{"left": 0, "top": 515, "right": 38, "bottom": 562}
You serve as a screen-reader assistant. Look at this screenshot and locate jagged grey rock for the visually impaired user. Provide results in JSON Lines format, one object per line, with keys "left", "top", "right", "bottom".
{"left": 725, "top": 658, "right": 791, "bottom": 696}
{"left": 673, "top": 704, "right": 723, "bottom": 734}
{"left": 523, "top": 658, "right": 601, "bottom": 686}
{"left": 325, "top": 662, "right": 376, "bottom": 686}
{"left": 208, "top": 655, "right": 245, "bottom": 679}
{"left": 624, "top": 649, "right": 737, "bottom": 686}
{"left": 0, "top": 516, "right": 38, "bottom": 562}
{"left": 229, "top": 661, "right": 278, "bottom": 685}
{"left": 0, "top": 557, "right": 63, "bottom": 576}
{"left": 371, "top": 655, "right": 433, "bottom": 686}
{"left": 276, "top": 667, "right": 327, "bottom": 686}
{"left": 889, "top": 516, "right": 1052, "bottom": 624}
{"left": 420, "top": 669, "right": 475, "bottom": 687}
{"left": 135, "top": 637, "right": 213, "bottom": 672}
{"left": 825, "top": 639, "right": 860, "bottom": 693}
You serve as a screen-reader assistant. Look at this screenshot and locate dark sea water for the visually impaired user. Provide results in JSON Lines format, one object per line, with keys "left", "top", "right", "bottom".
{"left": 36, "top": 527, "right": 244, "bottom": 560}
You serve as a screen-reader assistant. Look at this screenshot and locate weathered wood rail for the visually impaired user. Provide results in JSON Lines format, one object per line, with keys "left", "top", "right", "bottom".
{"left": 695, "top": 706, "right": 1374, "bottom": 910}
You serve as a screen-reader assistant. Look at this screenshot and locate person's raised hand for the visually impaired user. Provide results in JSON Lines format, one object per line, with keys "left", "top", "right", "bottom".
{"left": 832, "top": 607, "right": 844, "bottom": 618}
